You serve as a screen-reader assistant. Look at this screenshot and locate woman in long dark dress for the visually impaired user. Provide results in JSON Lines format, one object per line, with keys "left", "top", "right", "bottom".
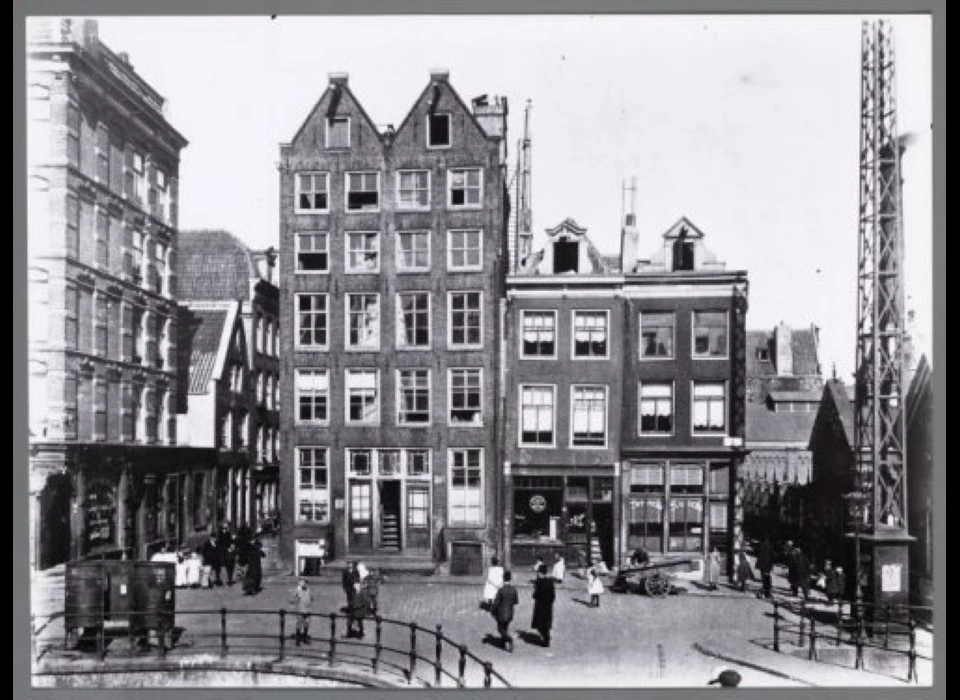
{"left": 531, "top": 564, "right": 556, "bottom": 647}
{"left": 242, "top": 539, "right": 265, "bottom": 595}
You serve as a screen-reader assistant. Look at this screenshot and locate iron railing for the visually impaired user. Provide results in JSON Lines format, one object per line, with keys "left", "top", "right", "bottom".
{"left": 33, "top": 607, "right": 510, "bottom": 689}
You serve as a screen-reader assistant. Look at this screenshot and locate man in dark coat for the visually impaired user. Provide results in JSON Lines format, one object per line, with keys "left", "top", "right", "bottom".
{"left": 241, "top": 539, "right": 265, "bottom": 595}
{"left": 491, "top": 570, "right": 519, "bottom": 653}
{"left": 217, "top": 524, "right": 237, "bottom": 586}
{"left": 341, "top": 562, "right": 358, "bottom": 613}
{"left": 199, "top": 534, "right": 221, "bottom": 588}
{"left": 346, "top": 577, "right": 370, "bottom": 638}
{"left": 795, "top": 548, "right": 811, "bottom": 601}
{"left": 531, "top": 564, "right": 556, "bottom": 647}
{"left": 785, "top": 542, "right": 800, "bottom": 597}
{"left": 755, "top": 539, "right": 774, "bottom": 599}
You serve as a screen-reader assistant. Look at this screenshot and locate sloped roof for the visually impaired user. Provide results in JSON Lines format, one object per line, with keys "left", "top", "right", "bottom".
{"left": 746, "top": 403, "right": 818, "bottom": 443}
{"left": 746, "top": 328, "right": 821, "bottom": 378}
{"left": 185, "top": 308, "right": 228, "bottom": 394}
{"left": 518, "top": 218, "right": 617, "bottom": 276}
{"left": 823, "top": 379, "right": 856, "bottom": 447}
{"left": 768, "top": 390, "right": 822, "bottom": 403}
{"left": 177, "top": 230, "right": 257, "bottom": 301}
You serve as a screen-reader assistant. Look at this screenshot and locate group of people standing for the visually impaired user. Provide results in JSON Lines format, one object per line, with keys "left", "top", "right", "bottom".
{"left": 196, "top": 523, "right": 265, "bottom": 595}
{"left": 340, "top": 560, "right": 376, "bottom": 638}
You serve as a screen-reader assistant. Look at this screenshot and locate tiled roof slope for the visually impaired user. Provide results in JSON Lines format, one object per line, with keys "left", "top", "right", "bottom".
{"left": 182, "top": 308, "right": 228, "bottom": 394}
{"left": 746, "top": 328, "right": 820, "bottom": 378}
{"left": 177, "top": 230, "right": 257, "bottom": 301}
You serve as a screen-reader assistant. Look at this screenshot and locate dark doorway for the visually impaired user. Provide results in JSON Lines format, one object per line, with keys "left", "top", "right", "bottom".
{"left": 38, "top": 474, "right": 71, "bottom": 569}
{"left": 592, "top": 503, "right": 615, "bottom": 568}
{"left": 553, "top": 240, "right": 579, "bottom": 273}
{"left": 379, "top": 481, "right": 401, "bottom": 552}
{"left": 672, "top": 240, "right": 695, "bottom": 271}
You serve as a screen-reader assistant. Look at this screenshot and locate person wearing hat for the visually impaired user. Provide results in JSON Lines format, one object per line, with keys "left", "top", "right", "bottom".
{"left": 289, "top": 578, "right": 313, "bottom": 646}
{"left": 708, "top": 668, "right": 742, "bottom": 688}
{"left": 531, "top": 563, "right": 556, "bottom": 647}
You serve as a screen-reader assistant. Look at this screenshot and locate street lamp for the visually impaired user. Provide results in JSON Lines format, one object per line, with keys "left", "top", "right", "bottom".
{"left": 842, "top": 491, "right": 866, "bottom": 606}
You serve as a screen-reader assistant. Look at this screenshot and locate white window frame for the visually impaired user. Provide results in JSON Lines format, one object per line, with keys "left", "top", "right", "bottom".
{"left": 396, "top": 292, "right": 432, "bottom": 350}
{"left": 448, "top": 368, "right": 484, "bottom": 427}
{"left": 691, "top": 310, "right": 730, "bottom": 360}
{"left": 639, "top": 311, "right": 676, "bottom": 361}
{"left": 518, "top": 384, "right": 557, "bottom": 449}
{"left": 691, "top": 381, "right": 728, "bottom": 437}
{"left": 570, "top": 309, "right": 610, "bottom": 360}
{"left": 447, "top": 290, "right": 484, "bottom": 349}
{"left": 426, "top": 112, "right": 452, "bottom": 149}
{"left": 447, "top": 447, "right": 484, "bottom": 526}
{"left": 295, "top": 293, "right": 329, "bottom": 350}
{"left": 396, "top": 368, "right": 432, "bottom": 427}
{"left": 396, "top": 230, "right": 432, "bottom": 272}
{"left": 294, "top": 172, "right": 330, "bottom": 214}
{"left": 296, "top": 447, "right": 330, "bottom": 524}
{"left": 295, "top": 368, "right": 330, "bottom": 425}
{"left": 446, "top": 229, "right": 484, "bottom": 272}
{"left": 345, "top": 171, "right": 381, "bottom": 212}
{"left": 638, "top": 381, "right": 675, "bottom": 437}
{"left": 446, "top": 167, "right": 483, "bottom": 209}
{"left": 519, "top": 309, "right": 558, "bottom": 360}
{"left": 345, "top": 231, "right": 380, "bottom": 274}
{"left": 396, "top": 170, "right": 431, "bottom": 211}
{"left": 405, "top": 448, "right": 432, "bottom": 477}
{"left": 295, "top": 231, "right": 329, "bottom": 274}
{"left": 569, "top": 384, "right": 609, "bottom": 449}
{"left": 346, "top": 448, "right": 375, "bottom": 476}
{"left": 324, "top": 116, "right": 350, "bottom": 149}
{"left": 345, "top": 369, "right": 380, "bottom": 425}
{"left": 344, "top": 293, "right": 381, "bottom": 351}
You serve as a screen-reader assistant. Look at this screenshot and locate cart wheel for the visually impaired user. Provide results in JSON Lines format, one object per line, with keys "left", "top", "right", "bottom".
{"left": 644, "top": 573, "right": 671, "bottom": 597}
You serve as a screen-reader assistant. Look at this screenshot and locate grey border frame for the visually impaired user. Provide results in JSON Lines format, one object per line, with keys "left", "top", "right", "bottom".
{"left": 13, "top": 2, "right": 944, "bottom": 700}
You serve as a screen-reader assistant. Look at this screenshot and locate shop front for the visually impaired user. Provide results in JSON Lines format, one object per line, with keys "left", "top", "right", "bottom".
{"left": 508, "top": 470, "right": 618, "bottom": 570}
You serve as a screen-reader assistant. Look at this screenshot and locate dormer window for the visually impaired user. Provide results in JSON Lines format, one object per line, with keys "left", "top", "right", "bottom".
{"left": 756, "top": 347, "right": 771, "bottom": 362}
{"left": 673, "top": 239, "right": 695, "bottom": 271}
{"left": 427, "top": 113, "right": 451, "bottom": 147}
{"left": 554, "top": 239, "right": 579, "bottom": 274}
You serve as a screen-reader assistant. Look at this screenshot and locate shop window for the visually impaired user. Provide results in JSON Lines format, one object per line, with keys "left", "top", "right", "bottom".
{"left": 668, "top": 497, "right": 703, "bottom": 552}
{"left": 512, "top": 476, "right": 563, "bottom": 539}
{"left": 628, "top": 496, "right": 664, "bottom": 553}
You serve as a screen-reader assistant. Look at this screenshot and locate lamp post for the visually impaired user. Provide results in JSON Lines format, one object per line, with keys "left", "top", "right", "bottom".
{"left": 842, "top": 491, "right": 866, "bottom": 606}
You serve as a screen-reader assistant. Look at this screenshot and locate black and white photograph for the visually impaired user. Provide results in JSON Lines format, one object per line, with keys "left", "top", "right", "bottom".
{"left": 22, "top": 10, "right": 938, "bottom": 692}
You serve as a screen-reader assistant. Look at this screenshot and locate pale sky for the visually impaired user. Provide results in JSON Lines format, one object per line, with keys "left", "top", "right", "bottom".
{"left": 90, "top": 14, "right": 933, "bottom": 382}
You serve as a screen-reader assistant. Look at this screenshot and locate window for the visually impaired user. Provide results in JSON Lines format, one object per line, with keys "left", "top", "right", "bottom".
{"left": 93, "top": 381, "right": 108, "bottom": 440}
{"left": 520, "top": 385, "right": 555, "bottom": 446}
{"left": 639, "top": 383, "right": 674, "bottom": 435}
{"left": 628, "top": 496, "right": 664, "bottom": 553}
{"left": 448, "top": 291, "right": 482, "bottom": 348}
{"left": 553, "top": 239, "right": 580, "bottom": 274}
{"left": 296, "top": 232, "right": 328, "bottom": 272}
{"left": 447, "top": 168, "right": 482, "bottom": 208}
{"left": 345, "top": 369, "right": 379, "bottom": 424}
{"left": 379, "top": 450, "right": 401, "bottom": 476}
{"left": 66, "top": 195, "right": 79, "bottom": 258}
{"left": 297, "top": 448, "right": 329, "bottom": 522}
{"left": 671, "top": 464, "right": 705, "bottom": 492}
{"left": 397, "top": 171, "right": 430, "bottom": 210}
{"left": 447, "top": 229, "right": 483, "bottom": 271}
{"left": 296, "top": 294, "right": 328, "bottom": 348}
{"left": 348, "top": 449, "right": 373, "bottom": 476}
{"left": 572, "top": 311, "right": 608, "bottom": 358}
{"left": 94, "top": 293, "right": 109, "bottom": 357}
{"left": 95, "top": 208, "right": 109, "bottom": 269}
{"left": 692, "top": 382, "right": 726, "bottom": 435}
{"left": 407, "top": 449, "right": 431, "bottom": 476}
{"left": 397, "top": 293, "right": 430, "bottom": 348}
{"left": 520, "top": 311, "right": 556, "bottom": 358}
{"left": 693, "top": 311, "right": 728, "bottom": 358}
{"left": 325, "top": 116, "right": 350, "bottom": 148}
{"left": 96, "top": 123, "right": 110, "bottom": 185}
{"left": 346, "top": 172, "right": 379, "bottom": 211}
{"left": 397, "top": 230, "right": 430, "bottom": 271}
{"left": 296, "top": 369, "right": 329, "bottom": 423}
{"left": 449, "top": 448, "right": 483, "bottom": 525}
{"left": 571, "top": 385, "right": 607, "bottom": 447}
{"left": 669, "top": 497, "right": 703, "bottom": 552}
{"left": 124, "top": 148, "right": 144, "bottom": 201}
{"left": 513, "top": 476, "right": 564, "bottom": 539}
{"left": 64, "top": 285, "right": 78, "bottom": 349}
{"left": 345, "top": 232, "right": 379, "bottom": 272}
{"left": 295, "top": 172, "right": 329, "bottom": 212}
{"left": 640, "top": 312, "right": 675, "bottom": 359}
{"left": 449, "top": 368, "right": 482, "bottom": 426}
{"left": 427, "top": 113, "right": 451, "bottom": 147}
{"left": 397, "top": 369, "right": 431, "bottom": 425}
{"left": 756, "top": 347, "right": 770, "bottom": 362}
{"left": 66, "top": 103, "right": 80, "bottom": 167}
{"left": 346, "top": 294, "right": 380, "bottom": 349}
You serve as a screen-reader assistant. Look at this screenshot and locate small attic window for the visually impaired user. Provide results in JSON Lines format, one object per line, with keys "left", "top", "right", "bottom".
{"left": 553, "top": 240, "right": 579, "bottom": 274}
{"left": 672, "top": 239, "right": 695, "bottom": 271}
{"left": 427, "top": 113, "right": 450, "bottom": 147}
{"left": 326, "top": 117, "right": 350, "bottom": 149}
{"left": 756, "top": 347, "right": 770, "bottom": 362}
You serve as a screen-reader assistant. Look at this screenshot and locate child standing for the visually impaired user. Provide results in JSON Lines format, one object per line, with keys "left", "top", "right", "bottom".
{"left": 289, "top": 578, "right": 313, "bottom": 646}
{"left": 588, "top": 567, "right": 604, "bottom": 607}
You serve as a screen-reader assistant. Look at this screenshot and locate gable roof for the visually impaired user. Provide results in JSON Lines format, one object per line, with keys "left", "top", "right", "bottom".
{"left": 177, "top": 230, "right": 258, "bottom": 301}
{"left": 288, "top": 78, "right": 384, "bottom": 147}
{"left": 393, "top": 73, "right": 499, "bottom": 144}
{"left": 746, "top": 327, "right": 821, "bottom": 378}
{"left": 815, "top": 379, "right": 856, "bottom": 449}
{"left": 660, "top": 216, "right": 706, "bottom": 240}
{"left": 519, "top": 218, "right": 616, "bottom": 276}
{"left": 746, "top": 403, "right": 818, "bottom": 443}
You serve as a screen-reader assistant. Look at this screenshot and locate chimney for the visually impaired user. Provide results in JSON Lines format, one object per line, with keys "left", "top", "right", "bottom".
{"left": 621, "top": 214, "right": 639, "bottom": 274}
{"left": 473, "top": 95, "right": 509, "bottom": 164}
{"left": 328, "top": 72, "right": 349, "bottom": 87}
{"left": 774, "top": 322, "right": 793, "bottom": 376}
{"left": 430, "top": 68, "right": 449, "bottom": 83}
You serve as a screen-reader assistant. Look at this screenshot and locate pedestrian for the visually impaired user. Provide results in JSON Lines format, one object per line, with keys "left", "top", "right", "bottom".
{"left": 531, "top": 564, "right": 556, "bottom": 647}
{"left": 588, "top": 567, "right": 604, "bottom": 607}
{"left": 218, "top": 524, "right": 237, "bottom": 586}
{"left": 184, "top": 550, "right": 202, "bottom": 588}
{"left": 755, "top": 538, "right": 774, "bottom": 600}
{"left": 341, "top": 561, "right": 358, "bottom": 612}
{"left": 552, "top": 552, "right": 566, "bottom": 584}
{"left": 704, "top": 547, "right": 721, "bottom": 591}
{"left": 822, "top": 559, "right": 838, "bottom": 602}
{"left": 786, "top": 543, "right": 801, "bottom": 597}
{"left": 199, "top": 534, "right": 221, "bottom": 588}
{"left": 736, "top": 550, "right": 754, "bottom": 593}
{"left": 532, "top": 556, "right": 544, "bottom": 575}
{"left": 289, "top": 578, "right": 313, "bottom": 646}
{"left": 834, "top": 567, "right": 847, "bottom": 603}
{"left": 241, "top": 539, "right": 265, "bottom": 595}
{"left": 482, "top": 556, "right": 504, "bottom": 610}
{"left": 346, "top": 575, "right": 371, "bottom": 638}
{"left": 491, "top": 570, "right": 519, "bottom": 652}
{"left": 795, "top": 548, "right": 811, "bottom": 601}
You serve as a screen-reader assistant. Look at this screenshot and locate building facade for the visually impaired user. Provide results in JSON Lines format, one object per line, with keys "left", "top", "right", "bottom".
{"left": 741, "top": 323, "right": 824, "bottom": 544}
{"left": 502, "top": 215, "right": 749, "bottom": 573}
{"left": 27, "top": 18, "right": 191, "bottom": 569}
{"left": 278, "top": 71, "right": 509, "bottom": 573}
{"left": 177, "top": 231, "right": 282, "bottom": 531}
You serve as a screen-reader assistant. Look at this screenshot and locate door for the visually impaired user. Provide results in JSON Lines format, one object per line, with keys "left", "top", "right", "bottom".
{"left": 349, "top": 481, "right": 373, "bottom": 550}
{"left": 378, "top": 481, "right": 401, "bottom": 551}
{"left": 38, "top": 474, "right": 71, "bottom": 569}
{"left": 592, "top": 503, "right": 614, "bottom": 568}
{"left": 405, "top": 483, "right": 430, "bottom": 551}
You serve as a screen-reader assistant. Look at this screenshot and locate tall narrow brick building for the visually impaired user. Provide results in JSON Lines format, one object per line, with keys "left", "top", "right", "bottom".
{"left": 278, "top": 71, "right": 509, "bottom": 573}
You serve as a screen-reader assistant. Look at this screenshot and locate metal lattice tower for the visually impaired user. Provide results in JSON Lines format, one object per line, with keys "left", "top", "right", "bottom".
{"left": 854, "top": 19, "right": 908, "bottom": 534}
{"left": 510, "top": 99, "right": 533, "bottom": 273}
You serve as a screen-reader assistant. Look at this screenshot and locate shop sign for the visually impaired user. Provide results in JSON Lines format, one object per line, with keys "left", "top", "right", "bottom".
{"left": 529, "top": 494, "right": 547, "bottom": 513}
